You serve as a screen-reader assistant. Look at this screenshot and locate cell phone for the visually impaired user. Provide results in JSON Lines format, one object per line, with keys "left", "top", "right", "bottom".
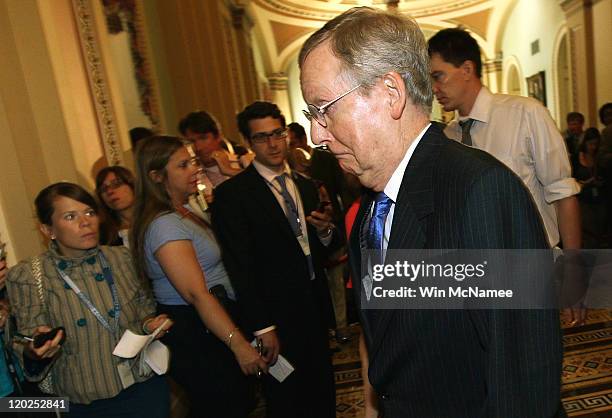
{"left": 317, "top": 201, "right": 332, "bottom": 212}
{"left": 33, "top": 327, "right": 66, "bottom": 348}
{"left": 209, "top": 284, "right": 228, "bottom": 301}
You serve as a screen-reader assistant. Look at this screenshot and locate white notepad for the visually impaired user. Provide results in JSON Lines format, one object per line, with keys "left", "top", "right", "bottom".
{"left": 113, "top": 320, "right": 170, "bottom": 375}
{"left": 251, "top": 339, "right": 295, "bottom": 382}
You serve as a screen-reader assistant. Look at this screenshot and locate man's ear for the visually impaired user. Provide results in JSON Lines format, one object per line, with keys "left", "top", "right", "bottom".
{"left": 382, "top": 72, "right": 407, "bottom": 120}
{"left": 149, "top": 170, "right": 163, "bottom": 184}
{"left": 461, "top": 60, "right": 477, "bottom": 79}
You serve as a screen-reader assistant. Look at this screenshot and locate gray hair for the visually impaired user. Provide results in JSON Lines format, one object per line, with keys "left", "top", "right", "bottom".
{"left": 299, "top": 7, "right": 433, "bottom": 114}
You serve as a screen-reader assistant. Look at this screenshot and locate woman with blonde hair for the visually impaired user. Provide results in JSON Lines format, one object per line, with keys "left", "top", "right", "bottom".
{"left": 131, "top": 136, "right": 266, "bottom": 418}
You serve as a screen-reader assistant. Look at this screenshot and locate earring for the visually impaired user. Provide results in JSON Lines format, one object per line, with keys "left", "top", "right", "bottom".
{"left": 50, "top": 234, "right": 56, "bottom": 240}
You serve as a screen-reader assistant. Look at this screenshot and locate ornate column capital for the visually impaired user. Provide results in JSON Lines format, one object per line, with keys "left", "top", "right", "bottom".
{"left": 268, "top": 73, "right": 288, "bottom": 91}
{"left": 483, "top": 57, "right": 503, "bottom": 75}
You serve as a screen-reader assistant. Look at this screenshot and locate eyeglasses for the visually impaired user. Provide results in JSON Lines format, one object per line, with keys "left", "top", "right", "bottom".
{"left": 302, "top": 83, "right": 362, "bottom": 128}
{"left": 99, "top": 178, "right": 125, "bottom": 194}
{"left": 250, "top": 128, "right": 288, "bottom": 144}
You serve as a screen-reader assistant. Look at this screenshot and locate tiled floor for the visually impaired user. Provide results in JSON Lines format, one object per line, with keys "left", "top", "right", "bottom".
{"left": 251, "top": 310, "right": 612, "bottom": 417}
{"left": 561, "top": 310, "right": 612, "bottom": 417}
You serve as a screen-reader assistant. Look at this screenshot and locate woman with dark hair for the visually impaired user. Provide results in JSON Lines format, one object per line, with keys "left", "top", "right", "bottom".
{"left": 6, "top": 182, "right": 172, "bottom": 417}
{"left": 574, "top": 128, "right": 606, "bottom": 247}
{"left": 95, "top": 166, "right": 136, "bottom": 247}
{"left": 131, "top": 136, "right": 266, "bottom": 418}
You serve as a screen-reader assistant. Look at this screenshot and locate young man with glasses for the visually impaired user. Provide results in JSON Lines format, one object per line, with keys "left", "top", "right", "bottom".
{"left": 211, "top": 101, "right": 337, "bottom": 418}
{"left": 299, "top": 7, "right": 565, "bottom": 418}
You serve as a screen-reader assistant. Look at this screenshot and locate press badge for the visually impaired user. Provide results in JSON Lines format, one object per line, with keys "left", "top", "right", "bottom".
{"left": 298, "top": 237, "right": 311, "bottom": 257}
{"left": 117, "top": 361, "right": 135, "bottom": 389}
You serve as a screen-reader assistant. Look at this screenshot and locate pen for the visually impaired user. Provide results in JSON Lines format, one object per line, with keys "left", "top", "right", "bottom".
{"left": 256, "top": 338, "right": 263, "bottom": 378}
{"left": 13, "top": 333, "right": 34, "bottom": 342}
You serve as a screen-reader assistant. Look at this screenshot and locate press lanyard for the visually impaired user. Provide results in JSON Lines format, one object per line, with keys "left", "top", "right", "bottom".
{"left": 55, "top": 252, "right": 121, "bottom": 333}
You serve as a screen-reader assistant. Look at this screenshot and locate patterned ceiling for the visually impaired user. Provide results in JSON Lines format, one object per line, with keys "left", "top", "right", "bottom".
{"left": 243, "top": 0, "right": 515, "bottom": 74}
{"left": 251, "top": 0, "right": 492, "bottom": 20}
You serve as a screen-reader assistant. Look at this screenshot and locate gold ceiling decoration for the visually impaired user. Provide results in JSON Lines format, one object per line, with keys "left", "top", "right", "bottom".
{"left": 447, "top": 6, "right": 492, "bottom": 38}
{"left": 249, "top": 0, "right": 512, "bottom": 74}
{"left": 252, "top": 0, "right": 489, "bottom": 20}
{"left": 270, "top": 20, "right": 316, "bottom": 53}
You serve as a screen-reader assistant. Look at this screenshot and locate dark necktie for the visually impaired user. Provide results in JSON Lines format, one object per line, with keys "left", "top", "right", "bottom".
{"left": 459, "top": 118, "right": 475, "bottom": 146}
{"left": 275, "top": 174, "right": 314, "bottom": 279}
{"left": 275, "top": 175, "right": 301, "bottom": 236}
{"left": 367, "top": 192, "right": 393, "bottom": 259}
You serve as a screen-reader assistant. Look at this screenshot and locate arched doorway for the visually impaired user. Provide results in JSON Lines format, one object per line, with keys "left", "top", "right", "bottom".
{"left": 555, "top": 32, "right": 572, "bottom": 130}
{"left": 506, "top": 64, "right": 521, "bottom": 96}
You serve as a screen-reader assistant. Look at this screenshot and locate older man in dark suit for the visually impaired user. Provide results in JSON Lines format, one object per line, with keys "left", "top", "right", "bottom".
{"left": 299, "top": 7, "right": 565, "bottom": 418}
{"left": 212, "top": 101, "right": 336, "bottom": 418}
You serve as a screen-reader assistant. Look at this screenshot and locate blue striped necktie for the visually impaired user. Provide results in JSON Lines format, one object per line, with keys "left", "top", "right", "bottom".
{"left": 367, "top": 192, "right": 393, "bottom": 255}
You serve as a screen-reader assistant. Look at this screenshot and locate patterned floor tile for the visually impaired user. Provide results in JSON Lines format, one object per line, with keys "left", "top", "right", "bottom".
{"left": 563, "top": 389, "right": 612, "bottom": 416}
{"left": 563, "top": 347, "right": 612, "bottom": 388}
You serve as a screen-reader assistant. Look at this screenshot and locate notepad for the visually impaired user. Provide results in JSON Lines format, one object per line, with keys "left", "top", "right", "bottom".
{"left": 113, "top": 320, "right": 170, "bottom": 375}
{"left": 251, "top": 339, "right": 295, "bottom": 382}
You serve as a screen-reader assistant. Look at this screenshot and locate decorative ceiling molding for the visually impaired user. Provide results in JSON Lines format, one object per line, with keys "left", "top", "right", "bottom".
{"left": 270, "top": 21, "right": 314, "bottom": 53}
{"left": 399, "top": 1, "right": 490, "bottom": 18}
{"left": 253, "top": 0, "right": 489, "bottom": 20}
{"left": 447, "top": 6, "right": 491, "bottom": 38}
{"left": 253, "top": 0, "right": 338, "bottom": 21}
{"left": 250, "top": 0, "right": 515, "bottom": 73}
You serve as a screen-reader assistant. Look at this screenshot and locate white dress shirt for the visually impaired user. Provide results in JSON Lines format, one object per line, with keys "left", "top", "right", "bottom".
{"left": 253, "top": 159, "right": 332, "bottom": 252}
{"left": 445, "top": 87, "right": 580, "bottom": 246}
{"left": 380, "top": 123, "right": 431, "bottom": 251}
{"left": 252, "top": 158, "right": 315, "bottom": 249}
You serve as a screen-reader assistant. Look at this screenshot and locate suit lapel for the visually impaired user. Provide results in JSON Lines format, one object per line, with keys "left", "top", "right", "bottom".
{"left": 292, "top": 172, "right": 315, "bottom": 213}
{"left": 367, "top": 124, "right": 443, "bottom": 360}
{"left": 243, "top": 165, "right": 298, "bottom": 243}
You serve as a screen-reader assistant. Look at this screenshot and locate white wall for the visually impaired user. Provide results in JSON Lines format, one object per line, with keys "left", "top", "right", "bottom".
{"left": 501, "top": 0, "right": 566, "bottom": 119}
{"left": 592, "top": 0, "right": 612, "bottom": 128}
{"left": 108, "top": 29, "right": 152, "bottom": 132}
{"left": 287, "top": 56, "right": 312, "bottom": 142}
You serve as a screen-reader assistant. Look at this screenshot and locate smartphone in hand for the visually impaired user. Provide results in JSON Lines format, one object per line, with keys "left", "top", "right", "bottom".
{"left": 33, "top": 327, "right": 66, "bottom": 348}
{"left": 317, "top": 201, "right": 332, "bottom": 212}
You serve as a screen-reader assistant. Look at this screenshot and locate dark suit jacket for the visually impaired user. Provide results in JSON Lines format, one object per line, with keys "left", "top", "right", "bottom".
{"left": 350, "top": 124, "right": 565, "bottom": 418}
{"left": 212, "top": 164, "right": 333, "bottom": 337}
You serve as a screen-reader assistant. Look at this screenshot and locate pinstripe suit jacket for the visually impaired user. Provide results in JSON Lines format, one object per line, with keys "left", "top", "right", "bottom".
{"left": 349, "top": 124, "right": 565, "bottom": 418}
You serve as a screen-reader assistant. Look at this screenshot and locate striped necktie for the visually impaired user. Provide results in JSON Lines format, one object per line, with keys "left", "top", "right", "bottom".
{"left": 367, "top": 192, "right": 393, "bottom": 262}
